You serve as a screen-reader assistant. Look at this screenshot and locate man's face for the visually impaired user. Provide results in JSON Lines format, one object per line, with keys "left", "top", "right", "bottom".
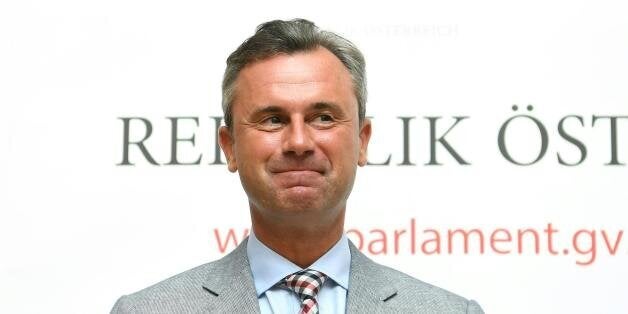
{"left": 219, "top": 47, "right": 371, "bottom": 223}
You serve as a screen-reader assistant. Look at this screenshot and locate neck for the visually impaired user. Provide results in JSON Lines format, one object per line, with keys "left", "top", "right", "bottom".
{"left": 250, "top": 207, "right": 345, "bottom": 268}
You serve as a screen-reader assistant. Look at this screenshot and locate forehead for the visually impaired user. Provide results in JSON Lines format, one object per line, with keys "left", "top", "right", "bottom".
{"left": 233, "top": 47, "right": 356, "bottom": 111}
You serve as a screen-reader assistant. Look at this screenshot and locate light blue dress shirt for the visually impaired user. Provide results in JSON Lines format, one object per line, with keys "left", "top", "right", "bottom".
{"left": 246, "top": 231, "right": 350, "bottom": 314}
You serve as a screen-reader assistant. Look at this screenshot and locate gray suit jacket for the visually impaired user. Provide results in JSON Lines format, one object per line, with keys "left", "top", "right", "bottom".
{"left": 111, "top": 238, "right": 484, "bottom": 313}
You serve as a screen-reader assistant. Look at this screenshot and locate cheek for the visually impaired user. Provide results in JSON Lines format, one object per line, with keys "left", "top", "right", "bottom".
{"left": 235, "top": 133, "right": 280, "bottom": 165}
{"left": 317, "top": 130, "right": 360, "bottom": 164}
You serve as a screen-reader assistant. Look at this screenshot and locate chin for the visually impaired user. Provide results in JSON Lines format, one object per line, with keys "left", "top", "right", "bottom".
{"left": 277, "top": 193, "right": 326, "bottom": 213}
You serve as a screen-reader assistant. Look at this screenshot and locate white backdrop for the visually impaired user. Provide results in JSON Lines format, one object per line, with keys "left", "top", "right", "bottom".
{"left": 1, "top": 0, "right": 627, "bottom": 313}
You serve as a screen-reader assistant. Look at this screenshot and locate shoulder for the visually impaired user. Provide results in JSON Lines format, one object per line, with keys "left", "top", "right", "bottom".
{"left": 373, "top": 263, "right": 483, "bottom": 313}
{"left": 348, "top": 242, "right": 484, "bottom": 313}
{"left": 111, "top": 242, "right": 248, "bottom": 314}
{"left": 110, "top": 261, "right": 216, "bottom": 314}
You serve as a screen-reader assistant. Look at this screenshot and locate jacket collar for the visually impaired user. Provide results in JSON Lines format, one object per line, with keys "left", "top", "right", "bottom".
{"left": 201, "top": 238, "right": 261, "bottom": 313}
{"left": 346, "top": 241, "right": 399, "bottom": 312}
{"left": 200, "top": 237, "right": 398, "bottom": 313}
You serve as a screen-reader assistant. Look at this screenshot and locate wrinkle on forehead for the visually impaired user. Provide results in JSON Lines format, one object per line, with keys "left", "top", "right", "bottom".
{"left": 260, "top": 81, "right": 325, "bottom": 86}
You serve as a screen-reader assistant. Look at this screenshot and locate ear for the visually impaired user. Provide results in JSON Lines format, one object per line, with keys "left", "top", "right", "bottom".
{"left": 357, "top": 118, "right": 372, "bottom": 167}
{"left": 218, "top": 126, "right": 238, "bottom": 172}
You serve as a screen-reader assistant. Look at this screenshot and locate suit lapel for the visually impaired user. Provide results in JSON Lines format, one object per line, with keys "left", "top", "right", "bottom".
{"left": 200, "top": 238, "right": 261, "bottom": 313}
{"left": 346, "top": 241, "right": 398, "bottom": 313}
{"left": 197, "top": 237, "right": 398, "bottom": 313}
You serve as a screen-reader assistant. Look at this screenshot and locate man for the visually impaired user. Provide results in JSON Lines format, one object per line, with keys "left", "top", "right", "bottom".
{"left": 111, "top": 19, "right": 484, "bottom": 314}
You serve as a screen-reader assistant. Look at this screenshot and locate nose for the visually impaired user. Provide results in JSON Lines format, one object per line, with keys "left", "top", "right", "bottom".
{"left": 282, "top": 119, "right": 315, "bottom": 157}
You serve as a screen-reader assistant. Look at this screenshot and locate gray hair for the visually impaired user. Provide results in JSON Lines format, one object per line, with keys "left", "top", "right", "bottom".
{"left": 221, "top": 18, "right": 367, "bottom": 129}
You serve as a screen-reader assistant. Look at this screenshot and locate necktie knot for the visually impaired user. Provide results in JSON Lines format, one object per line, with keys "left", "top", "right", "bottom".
{"left": 281, "top": 269, "right": 327, "bottom": 314}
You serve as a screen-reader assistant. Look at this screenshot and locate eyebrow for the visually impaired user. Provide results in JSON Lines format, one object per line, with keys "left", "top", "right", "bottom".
{"left": 312, "top": 101, "right": 343, "bottom": 113}
{"left": 250, "top": 105, "right": 284, "bottom": 117}
{"left": 250, "top": 101, "right": 344, "bottom": 117}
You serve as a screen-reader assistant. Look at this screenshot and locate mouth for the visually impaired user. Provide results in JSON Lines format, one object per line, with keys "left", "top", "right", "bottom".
{"left": 274, "top": 169, "right": 321, "bottom": 174}
{"left": 270, "top": 170, "right": 324, "bottom": 188}
{"left": 269, "top": 166, "right": 325, "bottom": 174}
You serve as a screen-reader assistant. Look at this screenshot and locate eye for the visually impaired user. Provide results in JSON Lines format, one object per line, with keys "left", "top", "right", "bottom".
{"left": 320, "top": 114, "right": 333, "bottom": 122}
{"left": 259, "top": 115, "right": 283, "bottom": 130}
{"left": 313, "top": 114, "right": 334, "bottom": 124}
{"left": 266, "top": 116, "right": 281, "bottom": 124}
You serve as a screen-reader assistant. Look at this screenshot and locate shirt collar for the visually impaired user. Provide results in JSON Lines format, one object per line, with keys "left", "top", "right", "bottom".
{"left": 246, "top": 231, "right": 350, "bottom": 297}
